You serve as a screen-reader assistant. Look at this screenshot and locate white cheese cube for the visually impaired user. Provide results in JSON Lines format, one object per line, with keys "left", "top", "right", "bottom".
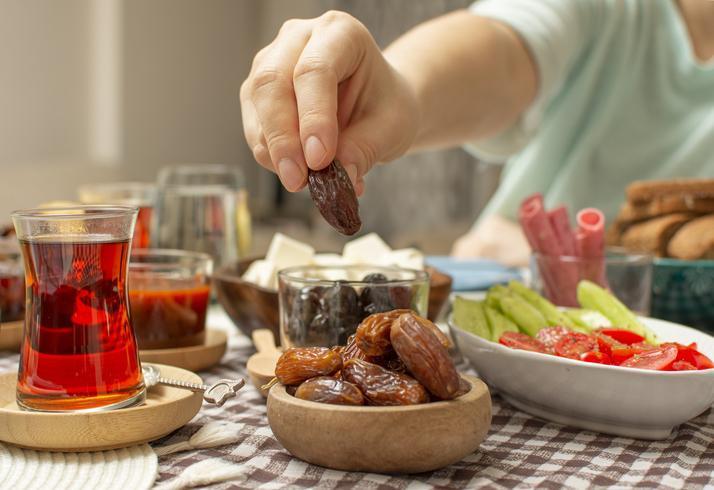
{"left": 241, "top": 260, "right": 277, "bottom": 290}
{"left": 312, "top": 253, "right": 345, "bottom": 266}
{"left": 316, "top": 268, "right": 350, "bottom": 282}
{"left": 265, "top": 233, "right": 315, "bottom": 271}
{"left": 342, "top": 233, "right": 392, "bottom": 265}
{"left": 388, "top": 248, "right": 425, "bottom": 270}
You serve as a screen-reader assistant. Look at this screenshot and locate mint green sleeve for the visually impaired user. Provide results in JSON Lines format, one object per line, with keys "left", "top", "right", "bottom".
{"left": 466, "top": 0, "right": 602, "bottom": 164}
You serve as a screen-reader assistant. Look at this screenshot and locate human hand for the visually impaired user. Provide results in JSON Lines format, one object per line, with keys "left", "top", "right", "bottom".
{"left": 240, "top": 11, "right": 419, "bottom": 194}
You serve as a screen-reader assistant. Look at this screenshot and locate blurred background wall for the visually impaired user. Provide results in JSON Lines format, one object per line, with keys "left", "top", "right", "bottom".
{"left": 0, "top": 0, "right": 501, "bottom": 254}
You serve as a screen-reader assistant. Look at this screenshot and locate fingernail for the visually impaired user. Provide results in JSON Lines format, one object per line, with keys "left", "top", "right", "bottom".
{"left": 304, "top": 136, "right": 327, "bottom": 169}
{"left": 342, "top": 162, "right": 358, "bottom": 187}
{"left": 277, "top": 158, "right": 304, "bottom": 191}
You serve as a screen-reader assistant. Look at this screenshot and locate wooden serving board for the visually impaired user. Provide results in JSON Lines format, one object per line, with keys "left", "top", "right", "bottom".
{"left": 0, "top": 363, "right": 202, "bottom": 452}
{"left": 139, "top": 328, "right": 227, "bottom": 372}
{"left": 0, "top": 321, "right": 22, "bottom": 352}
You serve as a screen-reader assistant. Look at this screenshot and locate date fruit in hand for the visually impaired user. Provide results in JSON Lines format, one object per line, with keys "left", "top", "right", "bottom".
{"left": 275, "top": 347, "right": 343, "bottom": 385}
{"left": 355, "top": 309, "right": 412, "bottom": 357}
{"left": 308, "top": 160, "right": 361, "bottom": 235}
{"left": 295, "top": 376, "right": 365, "bottom": 406}
{"left": 390, "top": 312, "right": 461, "bottom": 400}
{"left": 342, "top": 359, "right": 429, "bottom": 406}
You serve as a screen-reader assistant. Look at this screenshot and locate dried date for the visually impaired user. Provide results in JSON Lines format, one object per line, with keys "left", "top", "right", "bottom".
{"left": 294, "top": 376, "right": 365, "bottom": 405}
{"left": 390, "top": 312, "right": 461, "bottom": 400}
{"left": 342, "top": 359, "right": 429, "bottom": 406}
{"left": 341, "top": 334, "right": 368, "bottom": 363}
{"left": 359, "top": 274, "right": 392, "bottom": 316}
{"left": 354, "top": 309, "right": 412, "bottom": 357}
{"left": 275, "top": 347, "right": 343, "bottom": 385}
{"left": 415, "top": 314, "right": 452, "bottom": 349}
{"left": 308, "top": 160, "right": 361, "bottom": 236}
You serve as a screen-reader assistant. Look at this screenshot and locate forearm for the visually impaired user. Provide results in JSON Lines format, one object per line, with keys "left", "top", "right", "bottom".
{"left": 384, "top": 10, "right": 537, "bottom": 151}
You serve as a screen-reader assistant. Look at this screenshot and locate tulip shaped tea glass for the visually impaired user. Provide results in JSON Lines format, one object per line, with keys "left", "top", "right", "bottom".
{"left": 78, "top": 182, "right": 156, "bottom": 249}
{"left": 12, "top": 206, "right": 145, "bottom": 412}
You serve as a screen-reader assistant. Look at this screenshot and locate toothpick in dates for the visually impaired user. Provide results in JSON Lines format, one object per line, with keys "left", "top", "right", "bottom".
{"left": 308, "top": 160, "right": 362, "bottom": 236}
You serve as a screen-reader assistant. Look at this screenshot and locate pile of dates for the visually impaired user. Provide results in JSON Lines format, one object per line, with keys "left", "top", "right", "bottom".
{"left": 274, "top": 310, "right": 469, "bottom": 406}
{"left": 284, "top": 273, "right": 417, "bottom": 347}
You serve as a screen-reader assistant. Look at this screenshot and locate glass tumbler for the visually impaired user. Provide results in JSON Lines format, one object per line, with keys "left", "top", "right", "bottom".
{"left": 12, "top": 206, "right": 145, "bottom": 412}
{"left": 278, "top": 265, "right": 430, "bottom": 348}
{"left": 156, "top": 164, "right": 251, "bottom": 259}
{"left": 78, "top": 182, "right": 157, "bottom": 249}
{"left": 129, "top": 249, "right": 213, "bottom": 349}
{"left": 530, "top": 250, "right": 654, "bottom": 314}
{"left": 153, "top": 184, "right": 239, "bottom": 267}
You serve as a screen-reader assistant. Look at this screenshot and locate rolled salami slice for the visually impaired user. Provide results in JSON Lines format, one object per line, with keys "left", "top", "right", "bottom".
{"left": 548, "top": 206, "right": 576, "bottom": 256}
{"left": 576, "top": 208, "right": 607, "bottom": 287}
{"left": 519, "top": 194, "right": 578, "bottom": 305}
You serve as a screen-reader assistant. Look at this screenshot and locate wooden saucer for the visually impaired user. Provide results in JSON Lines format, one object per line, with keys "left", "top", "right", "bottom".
{"left": 0, "top": 321, "right": 22, "bottom": 351}
{"left": 139, "top": 328, "right": 227, "bottom": 372}
{"left": 0, "top": 363, "right": 202, "bottom": 452}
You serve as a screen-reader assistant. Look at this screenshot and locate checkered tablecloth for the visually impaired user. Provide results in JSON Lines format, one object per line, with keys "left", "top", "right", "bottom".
{"left": 2, "top": 312, "right": 714, "bottom": 489}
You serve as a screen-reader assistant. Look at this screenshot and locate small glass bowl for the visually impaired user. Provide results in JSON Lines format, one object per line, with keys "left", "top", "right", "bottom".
{"left": 128, "top": 249, "right": 213, "bottom": 349}
{"left": 530, "top": 250, "right": 653, "bottom": 314}
{"left": 278, "top": 265, "right": 429, "bottom": 348}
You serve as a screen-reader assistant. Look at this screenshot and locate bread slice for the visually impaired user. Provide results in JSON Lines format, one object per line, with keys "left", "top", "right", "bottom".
{"left": 626, "top": 178, "right": 714, "bottom": 204}
{"left": 667, "top": 214, "right": 714, "bottom": 260}
{"left": 620, "top": 213, "right": 693, "bottom": 256}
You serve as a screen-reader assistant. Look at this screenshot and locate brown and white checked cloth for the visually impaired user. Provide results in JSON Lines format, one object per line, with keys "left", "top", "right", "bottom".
{"left": 2, "top": 320, "right": 713, "bottom": 490}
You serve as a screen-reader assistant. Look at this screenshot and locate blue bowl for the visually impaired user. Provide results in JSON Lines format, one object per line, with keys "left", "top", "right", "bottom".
{"left": 651, "top": 258, "right": 714, "bottom": 334}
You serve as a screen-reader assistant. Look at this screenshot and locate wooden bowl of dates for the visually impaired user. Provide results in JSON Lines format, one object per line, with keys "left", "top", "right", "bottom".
{"left": 213, "top": 258, "right": 453, "bottom": 345}
{"left": 267, "top": 374, "right": 491, "bottom": 473}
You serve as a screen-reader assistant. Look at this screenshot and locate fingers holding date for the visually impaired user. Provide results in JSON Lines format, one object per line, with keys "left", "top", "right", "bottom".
{"left": 308, "top": 160, "right": 362, "bottom": 235}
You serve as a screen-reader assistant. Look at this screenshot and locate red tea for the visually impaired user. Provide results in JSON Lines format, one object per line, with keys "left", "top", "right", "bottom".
{"left": 17, "top": 237, "right": 144, "bottom": 411}
{"left": 129, "top": 281, "right": 210, "bottom": 349}
{"left": 0, "top": 273, "right": 24, "bottom": 322}
{"left": 133, "top": 206, "right": 152, "bottom": 249}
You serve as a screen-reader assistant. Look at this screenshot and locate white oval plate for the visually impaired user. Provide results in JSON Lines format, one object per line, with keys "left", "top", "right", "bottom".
{"left": 449, "top": 316, "right": 714, "bottom": 440}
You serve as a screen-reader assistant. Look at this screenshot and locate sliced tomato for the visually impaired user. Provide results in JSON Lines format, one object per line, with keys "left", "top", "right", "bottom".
{"left": 598, "top": 328, "right": 645, "bottom": 345}
{"left": 691, "top": 351, "right": 714, "bottom": 370}
{"left": 671, "top": 360, "right": 697, "bottom": 371}
{"left": 536, "top": 326, "right": 571, "bottom": 350}
{"left": 554, "top": 332, "right": 598, "bottom": 360}
{"left": 609, "top": 346, "right": 638, "bottom": 365}
{"left": 620, "top": 344, "right": 678, "bottom": 371}
{"left": 580, "top": 351, "right": 611, "bottom": 364}
{"left": 594, "top": 332, "right": 621, "bottom": 358}
{"left": 662, "top": 342, "right": 714, "bottom": 370}
{"left": 499, "top": 332, "right": 547, "bottom": 353}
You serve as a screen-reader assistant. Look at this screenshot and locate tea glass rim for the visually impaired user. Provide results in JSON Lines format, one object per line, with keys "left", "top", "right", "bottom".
{"left": 11, "top": 205, "right": 138, "bottom": 221}
{"left": 130, "top": 248, "right": 213, "bottom": 270}
{"left": 531, "top": 249, "right": 653, "bottom": 266}
{"left": 278, "top": 264, "right": 429, "bottom": 287}
{"left": 158, "top": 163, "right": 242, "bottom": 185}
{"left": 78, "top": 181, "right": 156, "bottom": 193}
{"left": 158, "top": 183, "right": 238, "bottom": 194}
